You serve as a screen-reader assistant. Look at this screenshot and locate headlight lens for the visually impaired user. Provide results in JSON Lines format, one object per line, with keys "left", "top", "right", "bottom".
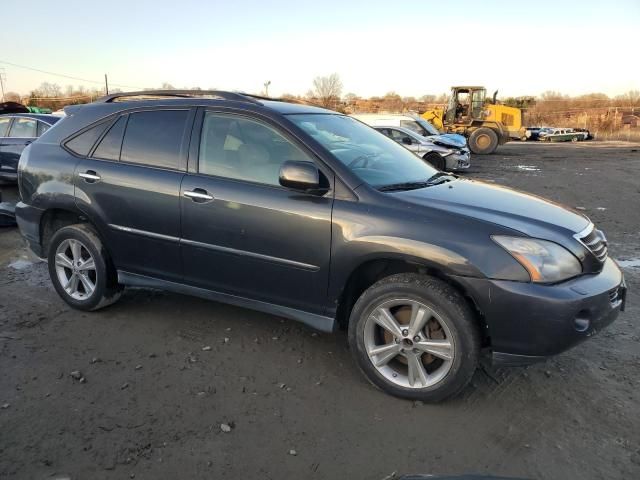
{"left": 492, "top": 236, "right": 582, "bottom": 283}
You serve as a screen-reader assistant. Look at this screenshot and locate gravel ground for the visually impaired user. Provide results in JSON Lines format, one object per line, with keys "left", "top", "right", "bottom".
{"left": 1, "top": 141, "right": 639, "bottom": 480}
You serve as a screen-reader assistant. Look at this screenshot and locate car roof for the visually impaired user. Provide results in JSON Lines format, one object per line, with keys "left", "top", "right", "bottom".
{"left": 0, "top": 113, "right": 62, "bottom": 124}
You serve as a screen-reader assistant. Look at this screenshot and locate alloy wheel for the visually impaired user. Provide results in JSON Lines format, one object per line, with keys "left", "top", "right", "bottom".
{"left": 363, "top": 298, "right": 455, "bottom": 389}
{"left": 54, "top": 239, "right": 97, "bottom": 301}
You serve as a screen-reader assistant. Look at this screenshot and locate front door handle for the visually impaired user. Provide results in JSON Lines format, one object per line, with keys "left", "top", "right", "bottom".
{"left": 183, "top": 188, "right": 214, "bottom": 202}
{"left": 79, "top": 170, "right": 101, "bottom": 183}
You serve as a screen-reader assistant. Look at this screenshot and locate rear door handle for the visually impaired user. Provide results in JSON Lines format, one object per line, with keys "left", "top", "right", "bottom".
{"left": 79, "top": 171, "right": 101, "bottom": 183}
{"left": 183, "top": 188, "right": 214, "bottom": 202}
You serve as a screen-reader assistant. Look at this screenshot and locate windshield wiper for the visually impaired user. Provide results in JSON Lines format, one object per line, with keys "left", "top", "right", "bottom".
{"left": 378, "top": 173, "right": 457, "bottom": 192}
{"left": 425, "top": 172, "right": 456, "bottom": 184}
{"left": 378, "top": 181, "right": 431, "bottom": 192}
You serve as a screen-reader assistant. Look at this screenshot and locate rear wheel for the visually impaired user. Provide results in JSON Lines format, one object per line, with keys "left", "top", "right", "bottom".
{"left": 48, "top": 224, "right": 122, "bottom": 311}
{"left": 423, "top": 152, "right": 446, "bottom": 171}
{"left": 571, "top": 136, "right": 579, "bottom": 142}
{"left": 348, "top": 273, "right": 481, "bottom": 402}
{"left": 469, "top": 127, "right": 499, "bottom": 155}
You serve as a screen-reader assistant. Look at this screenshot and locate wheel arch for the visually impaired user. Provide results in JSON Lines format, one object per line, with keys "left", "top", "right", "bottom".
{"left": 40, "top": 206, "right": 108, "bottom": 257}
{"left": 334, "top": 255, "right": 490, "bottom": 347}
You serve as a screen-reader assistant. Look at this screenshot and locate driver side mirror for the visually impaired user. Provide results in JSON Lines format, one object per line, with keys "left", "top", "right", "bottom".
{"left": 402, "top": 136, "right": 413, "bottom": 145}
{"left": 279, "top": 161, "right": 328, "bottom": 194}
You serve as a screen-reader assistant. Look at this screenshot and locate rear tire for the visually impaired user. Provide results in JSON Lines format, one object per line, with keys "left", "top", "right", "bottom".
{"left": 423, "top": 152, "right": 446, "bottom": 171}
{"left": 469, "top": 127, "right": 499, "bottom": 155}
{"left": 47, "top": 224, "right": 122, "bottom": 311}
{"left": 348, "top": 273, "right": 481, "bottom": 402}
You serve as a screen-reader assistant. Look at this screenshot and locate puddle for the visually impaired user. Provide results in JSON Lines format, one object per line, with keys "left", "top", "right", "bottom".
{"left": 8, "top": 259, "right": 34, "bottom": 270}
{"left": 514, "top": 165, "right": 540, "bottom": 171}
{"left": 617, "top": 258, "right": 640, "bottom": 268}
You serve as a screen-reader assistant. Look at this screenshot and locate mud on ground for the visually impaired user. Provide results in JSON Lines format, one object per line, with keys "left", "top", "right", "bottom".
{"left": 1, "top": 141, "right": 639, "bottom": 479}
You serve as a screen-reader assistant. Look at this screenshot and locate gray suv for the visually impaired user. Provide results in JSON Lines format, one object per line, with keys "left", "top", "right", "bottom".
{"left": 15, "top": 90, "right": 625, "bottom": 402}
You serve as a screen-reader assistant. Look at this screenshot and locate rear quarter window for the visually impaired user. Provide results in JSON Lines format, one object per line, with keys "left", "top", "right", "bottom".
{"left": 65, "top": 120, "right": 112, "bottom": 157}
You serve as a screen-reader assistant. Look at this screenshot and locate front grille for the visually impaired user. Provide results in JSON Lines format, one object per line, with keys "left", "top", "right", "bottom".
{"left": 576, "top": 225, "right": 608, "bottom": 262}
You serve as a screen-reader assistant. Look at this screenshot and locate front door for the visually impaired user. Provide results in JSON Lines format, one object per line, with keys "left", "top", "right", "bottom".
{"left": 73, "top": 108, "right": 193, "bottom": 282}
{"left": 180, "top": 110, "right": 333, "bottom": 314}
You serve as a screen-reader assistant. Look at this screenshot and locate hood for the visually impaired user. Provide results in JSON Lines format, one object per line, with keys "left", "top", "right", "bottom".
{"left": 425, "top": 133, "right": 467, "bottom": 149}
{"left": 391, "top": 178, "right": 590, "bottom": 237}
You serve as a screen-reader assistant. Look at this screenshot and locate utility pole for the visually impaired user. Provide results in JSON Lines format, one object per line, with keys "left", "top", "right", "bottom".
{"left": 263, "top": 80, "right": 271, "bottom": 97}
{"left": 0, "top": 68, "right": 6, "bottom": 102}
{"left": 104, "top": 74, "right": 109, "bottom": 95}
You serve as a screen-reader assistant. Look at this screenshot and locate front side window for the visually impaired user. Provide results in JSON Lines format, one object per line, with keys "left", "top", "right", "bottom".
{"left": 289, "top": 114, "right": 436, "bottom": 188}
{"left": 120, "top": 110, "right": 188, "bottom": 170}
{"left": 0, "top": 117, "right": 11, "bottom": 137}
{"left": 9, "top": 118, "right": 37, "bottom": 138}
{"left": 199, "top": 112, "right": 313, "bottom": 186}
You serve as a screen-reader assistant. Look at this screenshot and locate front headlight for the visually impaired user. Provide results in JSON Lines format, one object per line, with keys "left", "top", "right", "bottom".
{"left": 492, "top": 236, "right": 582, "bottom": 283}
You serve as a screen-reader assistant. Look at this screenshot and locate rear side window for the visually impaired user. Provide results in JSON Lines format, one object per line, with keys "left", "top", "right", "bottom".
{"left": 9, "top": 118, "right": 37, "bottom": 138}
{"left": 66, "top": 121, "right": 111, "bottom": 156}
{"left": 399, "top": 120, "right": 426, "bottom": 136}
{"left": 120, "top": 110, "right": 188, "bottom": 170}
{"left": 0, "top": 117, "right": 11, "bottom": 137}
{"left": 93, "top": 115, "right": 127, "bottom": 161}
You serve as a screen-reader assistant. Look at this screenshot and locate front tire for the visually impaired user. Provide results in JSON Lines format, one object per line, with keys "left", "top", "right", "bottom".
{"left": 48, "top": 224, "right": 122, "bottom": 311}
{"left": 348, "top": 273, "right": 480, "bottom": 402}
{"left": 468, "top": 127, "right": 499, "bottom": 154}
{"left": 423, "top": 152, "right": 446, "bottom": 171}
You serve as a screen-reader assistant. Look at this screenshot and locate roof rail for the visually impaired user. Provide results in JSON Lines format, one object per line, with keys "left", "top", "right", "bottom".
{"left": 94, "top": 90, "right": 262, "bottom": 104}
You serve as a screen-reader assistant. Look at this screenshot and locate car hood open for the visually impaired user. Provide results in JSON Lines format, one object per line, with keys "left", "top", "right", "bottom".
{"left": 426, "top": 133, "right": 467, "bottom": 149}
{"left": 391, "top": 178, "right": 590, "bottom": 237}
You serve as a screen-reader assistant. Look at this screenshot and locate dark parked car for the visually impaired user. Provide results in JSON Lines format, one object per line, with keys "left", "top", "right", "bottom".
{"left": 0, "top": 113, "right": 61, "bottom": 181}
{"left": 15, "top": 91, "right": 626, "bottom": 401}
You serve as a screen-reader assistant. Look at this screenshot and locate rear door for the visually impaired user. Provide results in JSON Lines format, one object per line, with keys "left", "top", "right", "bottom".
{"left": 1, "top": 117, "right": 37, "bottom": 179}
{"left": 72, "top": 108, "right": 194, "bottom": 282}
{"left": 180, "top": 109, "right": 334, "bottom": 314}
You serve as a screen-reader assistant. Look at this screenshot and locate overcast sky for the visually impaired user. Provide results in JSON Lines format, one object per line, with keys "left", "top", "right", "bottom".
{"left": 1, "top": 0, "right": 638, "bottom": 98}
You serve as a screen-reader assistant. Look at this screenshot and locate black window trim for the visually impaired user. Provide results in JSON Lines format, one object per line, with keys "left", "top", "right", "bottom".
{"left": 89, "top": 113, "right": 129, "bottom": 161}
{"left": 189, "top": 106, "right": 334, "bottom": 194}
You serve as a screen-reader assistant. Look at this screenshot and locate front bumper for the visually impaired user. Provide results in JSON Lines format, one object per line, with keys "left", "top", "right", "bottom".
{"left": 453, "top": 258, "right": 625, "bottom": 364}
{"left": 445, "top": 151, "right": 471, "bottom": 171}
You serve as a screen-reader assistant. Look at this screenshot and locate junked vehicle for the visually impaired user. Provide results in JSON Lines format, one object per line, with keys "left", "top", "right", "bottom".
{"left": 0, "top": 113, "right": 61, "bottom": 182}
{"left": 538, "top": 128, "right": 585, "bottom": 142}
{"left": 16, "top": 90, "right": 626, "bottom": 402}
{"left": 374, "top": 125, "right": 470, "bottom": 171}
{"left": 350, "top": 113, "right": 446, "bottom": 139}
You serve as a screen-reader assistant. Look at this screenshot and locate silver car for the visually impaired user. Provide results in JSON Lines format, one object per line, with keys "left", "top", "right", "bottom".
{"left": 374, "top": 125, "right": 471, "bottom": 171}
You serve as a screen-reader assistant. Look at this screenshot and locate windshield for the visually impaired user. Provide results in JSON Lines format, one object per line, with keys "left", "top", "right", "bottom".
{"left": 288, "top": 114, "right": 437, "bottom": 188}
{"left": 415, "top": 118, "right": 441, "bottom": 136}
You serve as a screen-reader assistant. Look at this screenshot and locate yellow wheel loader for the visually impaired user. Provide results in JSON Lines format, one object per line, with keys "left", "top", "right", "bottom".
{"left": 422, "top": 86, "right": 526, "bottom": 154}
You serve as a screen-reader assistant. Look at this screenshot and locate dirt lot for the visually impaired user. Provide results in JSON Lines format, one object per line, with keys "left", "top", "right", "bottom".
{"left": 1, "top": 141, "right": 639, "bottom": 480}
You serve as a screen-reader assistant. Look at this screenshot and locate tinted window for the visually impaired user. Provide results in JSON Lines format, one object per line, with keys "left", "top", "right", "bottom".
{"left": 9, "top": 118, "right": 37, "bottom": 138}
{"left": 199, "top": 112, "right": 312, "bottom": 186}
{"left": 0, "top": 117, "right": 10, "bottom": 137}
{"left": 120, "top": 110, "right": 188, "bottom": 170}
{"left": 66, "top": 121, "right": 111, "bottom": 156}
{"left": 93, "top": 115, "right": 127, "bottom": 161}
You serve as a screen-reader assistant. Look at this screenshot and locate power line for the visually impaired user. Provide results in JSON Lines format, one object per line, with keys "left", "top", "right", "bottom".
{"left": 0, "top": 59, "right": 142, "bottom": 89}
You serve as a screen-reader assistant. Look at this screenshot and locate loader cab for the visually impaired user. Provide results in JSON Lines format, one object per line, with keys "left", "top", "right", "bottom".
{"left": 446, "top": 87, "right": 487, "bottom": 125}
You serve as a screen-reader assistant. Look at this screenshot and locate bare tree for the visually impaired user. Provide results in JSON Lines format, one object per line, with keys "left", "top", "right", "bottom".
{"left": 310, "top": 73, "right": 343, "bottom": 108}
{"left": 4, "top": 91, "right": 20, "bottom": 102}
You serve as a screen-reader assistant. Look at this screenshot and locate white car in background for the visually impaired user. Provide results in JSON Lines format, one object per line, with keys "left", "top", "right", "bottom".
{"left": 373, "top": 125, "right": 470, "bottom": 171}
